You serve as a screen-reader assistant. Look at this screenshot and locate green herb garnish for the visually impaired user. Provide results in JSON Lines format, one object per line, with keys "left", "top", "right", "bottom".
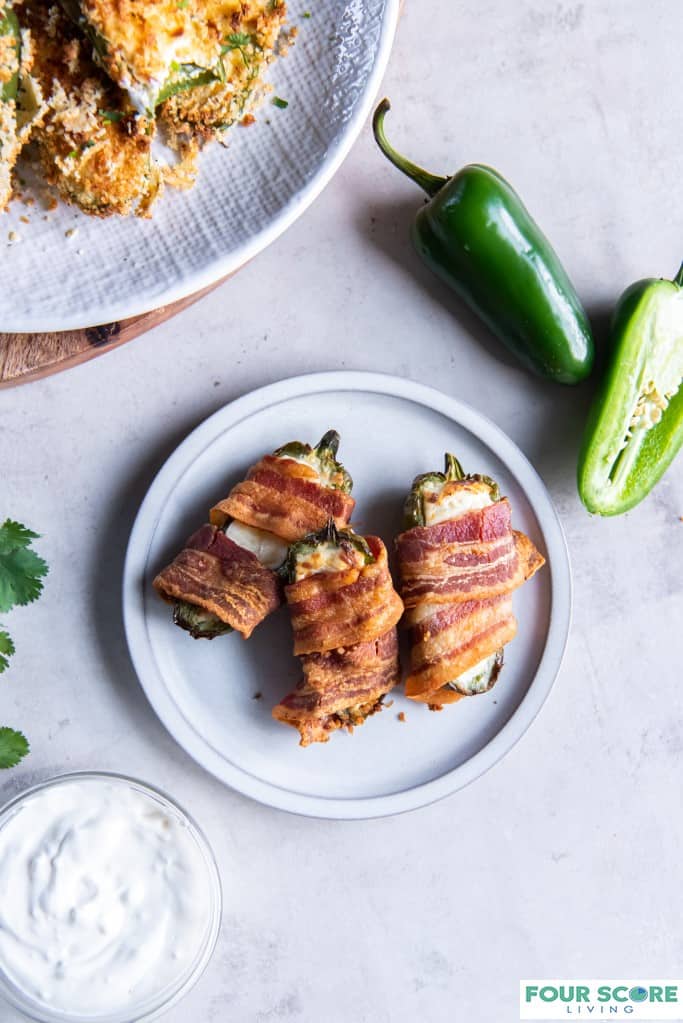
{"left": 0, "top": 631, "right": 15, "bottom": 673}
{"left": 0, "top": 519, "right": 48, "bottom": 769}
{"left": 0, "top": 728, "right": 29, "bottom": 770}
{"left": 99, "top": 109, "right": 123, "bottom": 123}
{"left": 0, "top": 521, "right": 48, "bottom": 612}
{"left": 272, "top": 96, "right": 288, "bottom": 109}
{"left": 221, "top": 32, "right": 255, "bottom": 67}
{"left": 225, "top": 31, "right": 251, "bottom": 47}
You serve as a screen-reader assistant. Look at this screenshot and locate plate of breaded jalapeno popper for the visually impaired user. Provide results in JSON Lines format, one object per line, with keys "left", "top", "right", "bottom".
{"left": 124, "top": 373, "right": 571, "bottom": 818}
{"left": 1, "top": 0, "right": 401, "bottom": 331}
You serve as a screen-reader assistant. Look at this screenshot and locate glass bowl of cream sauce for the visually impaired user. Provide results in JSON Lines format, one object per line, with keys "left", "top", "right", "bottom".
{"left": 0, "top": 772, "right": 222, "bottom": 1022}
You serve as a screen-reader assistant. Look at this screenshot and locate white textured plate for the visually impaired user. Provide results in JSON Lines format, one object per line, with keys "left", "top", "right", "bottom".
{"left": 1, "top": 1, "right": 400, "bottom": 332}
{"left": 123, "top": 372, "right": 572, "bottom": 819}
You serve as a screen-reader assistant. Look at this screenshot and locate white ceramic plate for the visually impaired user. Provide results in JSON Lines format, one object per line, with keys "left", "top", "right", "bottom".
{"left": 123, "top": 372, "right": 572, "bottom": 819}
{"left": 1, "top": 1, "right": 400, "bottom": 333}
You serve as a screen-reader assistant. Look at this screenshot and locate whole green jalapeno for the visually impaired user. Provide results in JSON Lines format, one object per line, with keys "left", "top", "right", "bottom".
{"left": 373, "top": 99, "right": 595, "bottom": 385}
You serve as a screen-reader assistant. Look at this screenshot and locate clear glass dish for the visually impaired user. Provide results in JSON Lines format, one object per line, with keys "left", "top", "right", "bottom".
{"left": 0, "top": 771, "right": 222, "bottom": 1023}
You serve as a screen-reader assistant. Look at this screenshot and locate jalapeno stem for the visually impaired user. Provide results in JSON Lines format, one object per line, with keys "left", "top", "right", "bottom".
{"left": 444, "top": 453, "right": 465, "bottom": 481}
{"left": 674, "top": 262, "right": 683, "bottom": 288}
{"left": 373, "top": 99, "right": 449, "bottom": 199}
{"left": 315, "top": 430, "right": 340, "bottom": 458}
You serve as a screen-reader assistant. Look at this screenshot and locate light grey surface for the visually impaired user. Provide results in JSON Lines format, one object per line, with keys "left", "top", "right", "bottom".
{"left": 1, "top": 1, "right": 682, "bottom": 1020}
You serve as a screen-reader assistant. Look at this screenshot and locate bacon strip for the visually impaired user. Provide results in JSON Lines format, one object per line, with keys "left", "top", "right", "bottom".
{"left": 153, "top": 525, "right": 282, "bottom": 639}
{"left": 272, "top": 631, "right": 400, "bottom": 746}
{"left": 286, "top": 536, "right": 404, "bottom": 655}
{"left": 396, "top": 500, "right": 540, "bottom": 607}
{"left": 273, "top": 536, "right": 404, "bottom": 745}
{"left": 210, "top": 456, "right": 355, "bottom": 543}
{"left": 405, "top": 595, "right": 517, "bottom": 699}
{"left": 396, "top": 499, "right": 545, "bottom": 703}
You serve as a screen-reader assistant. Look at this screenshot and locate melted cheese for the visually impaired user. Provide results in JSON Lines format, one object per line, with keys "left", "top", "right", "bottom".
{"left": 447, "top": 653, "right": 498, "bottom": 695}
{"left": 280, "top": 452, "right": 342, "bottom": 490}
{"left": 224, "top": 521, "right": 287, "bottom": 570}
{"left": 423, "top": 480, "right": 493, "bottom": 526}
{"left": 293, "top": 542, "right": 365, "bottom": 582}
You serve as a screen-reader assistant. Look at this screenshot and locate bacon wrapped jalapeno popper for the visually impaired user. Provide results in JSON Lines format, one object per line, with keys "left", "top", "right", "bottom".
{"left": 153, "top": 431, "right": 355, "bottom": 641}
{"left": 396, "top": 454, "right": 545, "bottom": 709}
{"left": 273, "top": 522, "right": 404, "bottom": 746}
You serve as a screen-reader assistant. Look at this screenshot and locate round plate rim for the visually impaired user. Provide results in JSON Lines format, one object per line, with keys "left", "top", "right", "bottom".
{"left": 123, "top": 371, "right": 572, "bottom": 820}
{"left": 7, "top": 2, "right": 401, "bottom": 334}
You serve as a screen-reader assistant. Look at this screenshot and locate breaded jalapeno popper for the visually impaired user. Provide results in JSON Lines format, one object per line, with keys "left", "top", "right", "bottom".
{"left": 0, "top": 0, "right": 21, "bottom": 210}
{"left": 24, "top": 1, "right": 160, "bottom": 216}
{"left": 272, "top": 523, "right": 404, "bottom": 746}
{"left": 1, "top": 0, "right": 285, "bottom": 214}
{"left": 58, "top": 0, "right": 285, "bottom": 118}
{"left": 395, "top": 454, "right": 545, "bottom": 710}
{"left": 159, "top": 0, "right": 286, "bottom": 146}
{"left": 0, "top": 0, "right": 40, "bottom": 210}
{"left": 153, "top": 431, "right": 355, "bottom": 640}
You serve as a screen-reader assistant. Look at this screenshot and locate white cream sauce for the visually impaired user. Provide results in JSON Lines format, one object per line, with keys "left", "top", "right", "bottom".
{"left": 0, "top": 778, "right": 213, "bottom": 1017}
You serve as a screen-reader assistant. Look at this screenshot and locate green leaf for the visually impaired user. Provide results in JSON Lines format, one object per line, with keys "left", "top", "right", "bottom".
{"left": 0, "top": 519, "right": 47, "bottom": 612}
{"left": 0, "top": 727, "right": 29, "bottom": 769}
{"left": 0, "top": 520, "right": 40, "bottom": 555}
{"left": 0, "top": 544, "right": 48, "bottom": 613}
{"left": 0, "top": 630, "right": 15, "bottom": 673}
{"left": 272, "top": 96, "right": 288, "bottom": 109}
{"left": 225, "top": 32, "right": 251, "bottom": 46}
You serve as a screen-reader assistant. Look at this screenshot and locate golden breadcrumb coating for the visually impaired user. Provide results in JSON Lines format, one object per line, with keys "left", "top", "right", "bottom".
{"left": 67, "top": 0, "right": 283, "bottom": 116}
{"left": 0, "top": 0, "right": 21, "bottom": 209}
{"left": 160, "top": 0, "right": 286, "bottom": 142}
{"left": 4, "top": 0, "right": 287, "bottom": 216}
{"left": 24, "top": 0, "right": 161, "bottom": 216}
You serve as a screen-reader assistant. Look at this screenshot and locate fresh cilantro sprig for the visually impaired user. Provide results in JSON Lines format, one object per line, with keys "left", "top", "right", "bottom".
{"left": 0, "top": 520, "right": 48, "bottom": 612}
{"left": 221, "top": 32, "right": 256, "bottom": 67}
{"left": 0, "top": 519, "right": 48, "bottom": 768}
{"left": 0, "top": 728, "right": 30, "bottom": 769}
{"left": 0, "top": 631, "right": 15, "bottom": 673}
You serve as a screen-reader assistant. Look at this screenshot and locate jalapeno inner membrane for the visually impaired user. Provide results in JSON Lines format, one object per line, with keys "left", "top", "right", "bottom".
{"left": 607, "top": 293, "right": 683, "bottom": 493}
